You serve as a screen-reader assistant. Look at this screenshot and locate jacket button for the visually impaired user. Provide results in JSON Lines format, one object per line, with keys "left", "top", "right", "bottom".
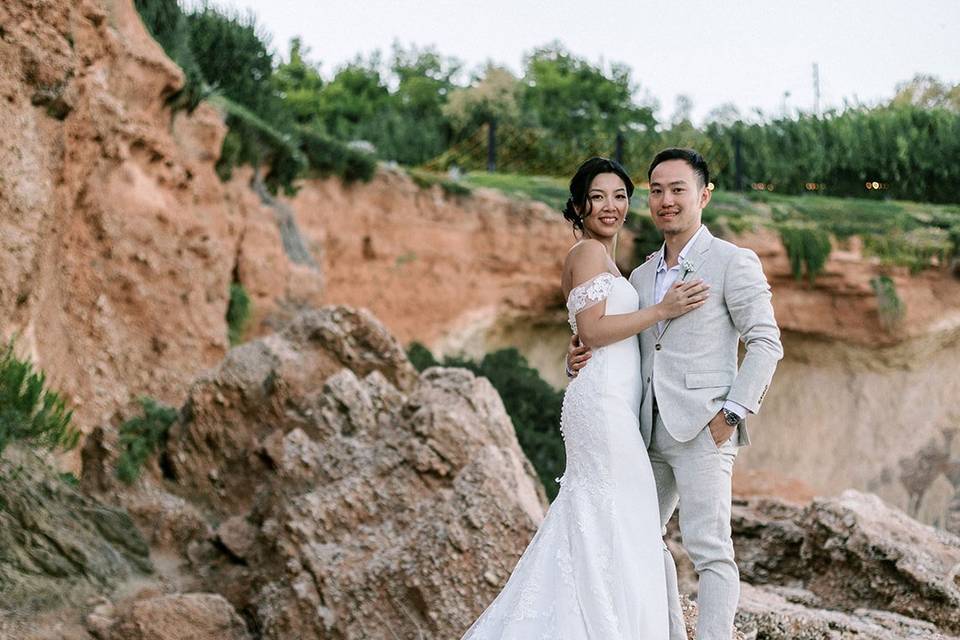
{"left": 655, "top": 343, "right": 661, "bottom": 351}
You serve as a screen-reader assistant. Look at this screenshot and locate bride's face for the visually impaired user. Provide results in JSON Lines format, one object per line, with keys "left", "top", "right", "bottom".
{"left": 580, "top": 173, "right": 629, "bottom": 240}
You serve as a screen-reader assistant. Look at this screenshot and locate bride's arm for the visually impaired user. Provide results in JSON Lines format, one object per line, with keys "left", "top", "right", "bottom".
{"left": 568, "top": 242, "right": 709, "bottom": 349}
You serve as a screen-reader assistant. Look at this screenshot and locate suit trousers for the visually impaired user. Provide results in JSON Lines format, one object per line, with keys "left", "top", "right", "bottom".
{"left": 650, "top": 411, "right": 739, "bottom": 640}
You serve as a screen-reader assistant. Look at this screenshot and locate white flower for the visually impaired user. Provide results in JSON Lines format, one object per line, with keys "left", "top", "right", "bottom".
{"left": 680, "top": 259, "right": 696, "bottom": 276}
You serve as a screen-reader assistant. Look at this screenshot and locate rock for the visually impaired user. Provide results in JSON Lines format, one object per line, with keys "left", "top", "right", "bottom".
{"left": 145, "top": 306, "right": 547, "bottom": 639}
{"left": 732, "top": 491, "right": 960, "bottom": 635}
{"left": 103, "top": 593, "right": 250, "bottom": 640}
{"left": 0, "top": 447, "right": 151, "bottom": 621}
{"left": 736, "top": 583, "right": 953, "bottom": 640}
{"left": 216, "top": 516, "right": 256, "bottom": 561}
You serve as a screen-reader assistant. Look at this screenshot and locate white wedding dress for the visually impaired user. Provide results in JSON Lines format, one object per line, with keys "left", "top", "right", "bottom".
{"left": 462, "top": 271, "right": 669, "bottom": 639}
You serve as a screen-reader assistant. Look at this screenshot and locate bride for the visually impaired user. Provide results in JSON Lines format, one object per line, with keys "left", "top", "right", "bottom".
{"left": 461, "top": 157, "right": 709, "bottom": 639}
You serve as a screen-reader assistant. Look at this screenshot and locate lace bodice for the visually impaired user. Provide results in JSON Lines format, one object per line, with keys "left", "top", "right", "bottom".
{"left": 566, "top": 272, "right": 618, "bottom": 334}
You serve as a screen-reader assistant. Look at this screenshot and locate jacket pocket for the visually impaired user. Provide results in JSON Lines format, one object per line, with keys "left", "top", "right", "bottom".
{"left": 684, "top": 370, "right": 734, "bottom": 389}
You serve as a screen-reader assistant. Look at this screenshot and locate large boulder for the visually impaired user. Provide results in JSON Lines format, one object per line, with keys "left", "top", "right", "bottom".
{"left": 134, "top": 306, "right": 548, "bottom": 639}
{"left": 95, "top": 593, "right": 251, "bottom": 640}
{"left": 732, "top": 491, "right": 960, "bottom": 635}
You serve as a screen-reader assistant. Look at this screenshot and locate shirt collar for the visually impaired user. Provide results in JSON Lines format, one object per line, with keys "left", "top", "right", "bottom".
{"left": 656, "top": 225, "right": 706, "bottom": 273}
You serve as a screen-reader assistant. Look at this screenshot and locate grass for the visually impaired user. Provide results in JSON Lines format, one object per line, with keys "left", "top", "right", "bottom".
{"left": 456, "top": 171, "right": 960, "bottom": 275}
{"left": 461, "top": 172, "right": 569, "bottom": 211}
{"left": 408, "top": 169, "right": 473, "bottom": 197}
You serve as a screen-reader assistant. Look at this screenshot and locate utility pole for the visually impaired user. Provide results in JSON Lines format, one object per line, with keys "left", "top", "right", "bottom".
{"left": 813, "top": 62, "right": 821, "bottom": 117}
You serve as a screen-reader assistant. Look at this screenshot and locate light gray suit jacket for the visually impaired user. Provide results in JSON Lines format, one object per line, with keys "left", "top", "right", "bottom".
{"left": 629, "top": 226, "right": 783, "bottom": 447}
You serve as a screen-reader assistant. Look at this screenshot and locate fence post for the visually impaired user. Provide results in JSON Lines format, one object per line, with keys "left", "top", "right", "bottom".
{"left": 734, "top": 126, "right": 744, "bottom": 192}
{"left": 487, "top": 119, "right": 497, "bottom": 173}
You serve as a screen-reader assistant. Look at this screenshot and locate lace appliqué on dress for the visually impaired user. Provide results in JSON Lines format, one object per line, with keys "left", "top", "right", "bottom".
{"left": 566, "top": 272, "right": 617, "bottom": 334}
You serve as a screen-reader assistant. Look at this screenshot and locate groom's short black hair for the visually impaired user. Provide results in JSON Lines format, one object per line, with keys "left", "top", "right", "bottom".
{"left": 648, "top": 148, "right": 709, "bottom": 189}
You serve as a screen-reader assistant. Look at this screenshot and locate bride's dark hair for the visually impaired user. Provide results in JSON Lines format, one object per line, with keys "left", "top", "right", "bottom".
{"left": 562, "top": 156, "right": 635, "bottom": 232}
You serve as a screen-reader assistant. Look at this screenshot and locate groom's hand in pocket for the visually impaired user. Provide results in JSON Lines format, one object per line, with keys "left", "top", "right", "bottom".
{"left": 566, "top": 334, "right": 592, "bottom": 378}
{"left": 708, "top": 411, "right": 736, "bottom": 446}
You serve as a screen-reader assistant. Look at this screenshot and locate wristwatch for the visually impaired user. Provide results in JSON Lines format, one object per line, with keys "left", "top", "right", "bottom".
{"left": 722, "top": 408, "right": 743, "bottom": 427}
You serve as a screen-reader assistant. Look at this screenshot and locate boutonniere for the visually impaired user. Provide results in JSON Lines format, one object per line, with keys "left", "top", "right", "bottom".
{"left": 680, "top": 259, "right": 696, "bottom": 279}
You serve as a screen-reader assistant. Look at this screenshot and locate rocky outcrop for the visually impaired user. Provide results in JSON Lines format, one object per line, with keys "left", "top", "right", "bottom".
{"left": 101, "top": 306, "right": 548, "bottom": 639}
{"left": 736, "top": 583, "right": 953, "bottom": 640}
{"left": 734, "top": 491, "right": 960, "bottom": 635}
{"left": 0, "top": 447, "right": 151, "bottom": 625}
{"left": 672, "top": 490, "right": 960, "bottom": 638}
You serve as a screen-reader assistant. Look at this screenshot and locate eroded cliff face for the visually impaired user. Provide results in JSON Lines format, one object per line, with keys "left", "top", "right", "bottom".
{"left": 0, "top": 0, "right": 323, "bottom": 467}
{"left": 730, "top": 229, "right": 960, "bottom": 532}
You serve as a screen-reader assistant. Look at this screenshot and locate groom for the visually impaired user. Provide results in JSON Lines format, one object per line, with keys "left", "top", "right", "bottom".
{"left": 567, "top": 148, "right": 782, "bottom": 640}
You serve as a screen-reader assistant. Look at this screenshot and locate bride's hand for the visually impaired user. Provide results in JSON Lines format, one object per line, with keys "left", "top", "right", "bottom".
{"left": 658, "top": 279, "right": 709, "bottom": 319}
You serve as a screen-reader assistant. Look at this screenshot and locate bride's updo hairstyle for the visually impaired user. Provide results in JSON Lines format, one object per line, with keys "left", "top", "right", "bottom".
{"left": 562, "top": 156, "right": 635, "bottom": 232}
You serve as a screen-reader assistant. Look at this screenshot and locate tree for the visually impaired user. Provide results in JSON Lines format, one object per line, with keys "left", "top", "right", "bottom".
{"left": 185, "top": 5, "right": 283, "bottom": 124}
{"left": 522, "top": 42, "right": 656, "bottom": 141}
{"left": 670, "top": 94, "right": 695, "bottom": 128}
{"left": 891, "top": 74, "right": 960, "bottom": 112}
{"left": 272, "top": 38, "right": 325, "bottom": 126}
{"left": 444, "top": 64, "right": 522, "bottom": 133}
{"left": 315, "top": 55, "right": 390, "bottom": 140}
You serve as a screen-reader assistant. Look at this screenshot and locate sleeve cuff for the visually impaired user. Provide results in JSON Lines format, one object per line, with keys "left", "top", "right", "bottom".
{"left": 723, "top": 399, "right": 750, "bottom": 419}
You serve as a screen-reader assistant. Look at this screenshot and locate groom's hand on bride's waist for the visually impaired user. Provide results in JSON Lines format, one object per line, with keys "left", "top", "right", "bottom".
{"left": 566, "top": 334, "right": 592, "bottom": 378}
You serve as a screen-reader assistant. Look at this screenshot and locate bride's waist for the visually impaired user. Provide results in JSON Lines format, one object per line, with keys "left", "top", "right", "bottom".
{"left": 567, "top": 351, "right": 640, "bottom": 393}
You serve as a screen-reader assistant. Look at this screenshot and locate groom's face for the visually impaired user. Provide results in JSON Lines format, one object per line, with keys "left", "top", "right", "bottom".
{"left": 647, "top": 159, "right": 709, "bottom": 237}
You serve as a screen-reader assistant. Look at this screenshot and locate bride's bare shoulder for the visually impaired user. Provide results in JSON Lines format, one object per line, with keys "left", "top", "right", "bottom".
{"left": 564, "top": 239, "right": 607, "bottom": 267}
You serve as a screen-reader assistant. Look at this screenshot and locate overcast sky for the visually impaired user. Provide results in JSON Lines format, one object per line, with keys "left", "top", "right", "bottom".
{"left": 214, "top": 0, "right": 960, "bottom": 124}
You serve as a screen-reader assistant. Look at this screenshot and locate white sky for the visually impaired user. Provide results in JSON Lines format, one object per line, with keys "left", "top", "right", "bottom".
{"left": 214, "top": 0, "right": 960, "bottom": 124}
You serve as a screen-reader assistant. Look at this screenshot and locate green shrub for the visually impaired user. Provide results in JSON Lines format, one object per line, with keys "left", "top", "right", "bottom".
{"left": 226, "top": 282, "right": 252, "bottom": 346}
{"left": 116, "top": 398, "right": 178, "bottom": 484}
{"left": 299, "top": 127, "right": 376, "bottom": 183}
{"left": 407, "top": 342, "right": 438, "bottom": 372}
{"left": 870, "top": 275, "right": 905, "bottom": 331}
{"left": 407, "top": 343, "right": 565, "bottom": 501}
{"left": 212, "top": 96, "right": 306, "bottom": 195}
{"left": 778, "top": 223, "right": 832, "bottom": 283}
{"left": 59, "top": 472, "right": 79, "bottom": 487}
{"left": 0, "top": 340, "right": 78, "bottom": 458}
{"left": 863, "top": 227, "right": 952, "bottom": 273}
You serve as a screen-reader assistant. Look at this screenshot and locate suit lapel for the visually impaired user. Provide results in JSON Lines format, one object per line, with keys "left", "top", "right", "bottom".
{"left": 658, "top": 227, "right": 714, "bottom": 340}
{"left": 639, "top": 247, "right": 662, "bottom": 309}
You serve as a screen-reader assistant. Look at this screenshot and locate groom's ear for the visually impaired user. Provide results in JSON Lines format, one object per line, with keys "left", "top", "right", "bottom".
{"left": 699, "top": 183, "right": 712, "bottom": 209}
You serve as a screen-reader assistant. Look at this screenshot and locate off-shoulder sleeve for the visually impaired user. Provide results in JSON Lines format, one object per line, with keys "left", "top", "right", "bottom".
{"left": 566, "top": 273, "right": 616, "bottom": 334}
